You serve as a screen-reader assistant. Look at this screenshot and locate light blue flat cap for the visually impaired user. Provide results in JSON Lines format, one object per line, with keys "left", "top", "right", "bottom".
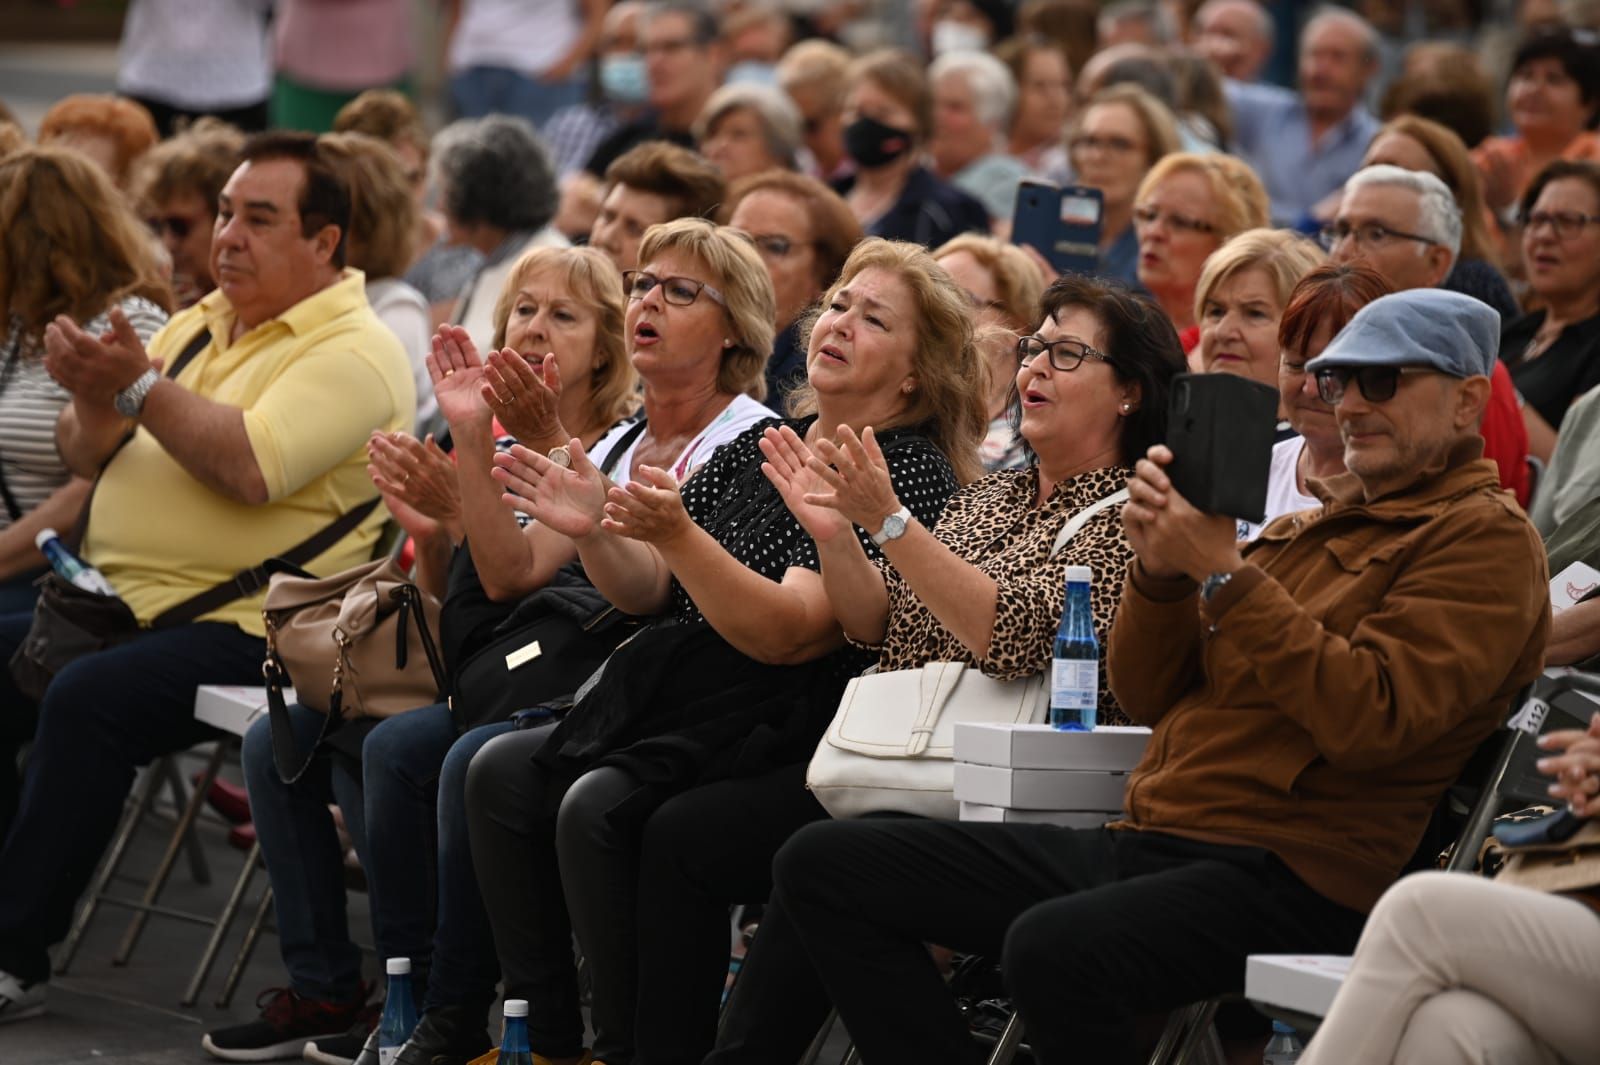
{"left": 1305, "top": 289, "right": 1499, "bottom": 379}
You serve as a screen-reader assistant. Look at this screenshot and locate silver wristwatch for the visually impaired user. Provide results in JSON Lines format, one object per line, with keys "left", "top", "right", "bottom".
{"left": 870, "top": 505, "right": 912, "bottom": 547}
{"left": 1199, "top": 570, "right": 1235, "bottom": 604}
{"left": 114, "top": 367, "right": 161, "bottom": 418}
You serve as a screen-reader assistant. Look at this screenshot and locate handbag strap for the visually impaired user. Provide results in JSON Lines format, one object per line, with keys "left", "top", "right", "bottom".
{"left": 1050, "top": 487, "right": 1130, "bottom": 558}
{"left": 597, "top": 416, "right": 648, "bottom": 478}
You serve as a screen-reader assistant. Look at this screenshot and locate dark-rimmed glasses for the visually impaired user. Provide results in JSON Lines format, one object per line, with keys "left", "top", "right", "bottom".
{"left": 1131, "top": 204, "right": 1217, "bottom": 235}
{"left": 147, "top": 214, "right": 197, "bottom": 240}
{"left": 1313, "top": 365, "right": 1435, "bottom": 404}
{"left": 1523, "top": 210, "right": 1600, "bottom": 241}
{"left": 1317, "top": 221, "right": 1436, "bottom": 251}
{"left": 622, "top": 271, "right": 727, "bottom": 308}
{"left": 744, "top": 234, "right": 815, "bottom": 259}
{"left": 1017, "top": 336, "right": 1113, "bottom": 371}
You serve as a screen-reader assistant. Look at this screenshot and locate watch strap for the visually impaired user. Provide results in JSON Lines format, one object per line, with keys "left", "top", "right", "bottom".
{"left": 870, "top": 505, "right": 912, "bottom": 547}
{"left": 115, "top": 367, "right": 161, "bottom": 417}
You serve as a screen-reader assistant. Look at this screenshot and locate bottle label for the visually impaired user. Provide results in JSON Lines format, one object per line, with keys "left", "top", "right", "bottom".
{"left": 1050, "top": 658, "right": 1097, "bottom": 709}
{"left": 379, "top": 1049, "right": 400, "bottom": 1065}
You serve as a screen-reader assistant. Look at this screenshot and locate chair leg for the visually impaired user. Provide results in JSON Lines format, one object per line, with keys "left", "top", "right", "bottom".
{"left": 986, "top": 1012, "right": 1026, "bottom": 1065}
{"left": 54, "top": 759, "right": 165, "bottom": 975}
{"left": 113, "top": 741, "right": 227, "bottom": 965}
{"left": 217, "top": 884, "right": 274, "bottom": 1009}
{"left": 163, "top": 757, "right": 212, "bottom": 887}
{"left": 183, "top": 838, "right": 261, "bottom": 1007}
{"left": 797, "top": 1009, "right": 836, "bottom": 1065}
{"left": 839, "top": 1046, "right": 860, "bottom": 1065}
{"left": 1171, "top": 1000, "right": 1222, "bottom": 1065}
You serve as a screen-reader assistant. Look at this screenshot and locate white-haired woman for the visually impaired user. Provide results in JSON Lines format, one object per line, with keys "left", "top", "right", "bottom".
{"left": 929, "top": 50, "right": 1029, "bottom": 225}
{"left": 694, "top": 83, "right": 803, "bottom": 184}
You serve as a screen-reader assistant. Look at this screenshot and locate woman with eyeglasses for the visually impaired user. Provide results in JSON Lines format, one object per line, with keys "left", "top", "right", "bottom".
{"left": 0, "top": 148, "right": 170, "bottom": 616}
{"left": 1133, "top": 153, "right": 1270, "bottom": 357}
{"left": 1067, "top": 84, "right": 1183, "bottom": 286}
{"left": 719, "top": 171, "right": 864, "bottom": 411}
{"left": 1501, "top": 160, "right": 1600, "bottom": 460}
{"left": 462, "top": 233, "right": 975, "bottom": 1065}
{"left": 705, "top": 273, "right": 1185, "bottom": 1065}
{"left": 1237, "top": 263, "right": 1393, "bottom": 542}
{"left": 933, "top": 234, "right": 1047, "bottom": 471}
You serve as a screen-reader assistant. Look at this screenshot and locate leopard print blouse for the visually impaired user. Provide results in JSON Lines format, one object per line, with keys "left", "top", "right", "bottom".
{"left": 865, "top": 463, "right": 1134, "bottom": 726}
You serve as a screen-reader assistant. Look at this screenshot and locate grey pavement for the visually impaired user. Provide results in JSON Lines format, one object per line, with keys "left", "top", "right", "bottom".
{"left": 3, "top": 749, "right": 371, "bottom": 1065}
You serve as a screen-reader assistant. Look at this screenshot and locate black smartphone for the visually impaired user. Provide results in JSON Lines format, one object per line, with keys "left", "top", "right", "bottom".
{"left": 1164, "top": 373, "right": 1279, "bottom": 523}
{"left": 1012, "top": 181, "right": 1103, "bottom": 275}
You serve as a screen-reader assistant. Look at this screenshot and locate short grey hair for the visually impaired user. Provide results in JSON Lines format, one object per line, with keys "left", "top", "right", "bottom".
{"left": 1345, "top": 164, "right": 1462, "bottom": 266}
{"left": 1301, "top": 4, "right": 1379, "bottom": 65}
{"left": 692, "top": 83, "right": 803, "bottom": 168}
{"left": 1098, "top": 0, "right": 1177, "bottom": 44}
{"left": 929, "top": 50, "right": 1017, "bottom": 132}
{"left": 432, "top": 114, "right": 557, "bottom": 233}
{"left": 1193, "top": 0, "right": 1272, "bottom": 43}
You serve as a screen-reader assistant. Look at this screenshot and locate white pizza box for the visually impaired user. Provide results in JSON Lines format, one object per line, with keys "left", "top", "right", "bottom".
{"left": 952, "top": 762, "right": 1127, "bottom": 812}
{"left": 194, "top": 684, "right": 293, "bottom": 738}
{"left": 958, "top": 803, "right": 1113, "bottom": 828}
{"left": 954, "top": 722, "right": 1151, "bottom": 770}
{"left": 1244, "top": 954, "right": 1351, "bottom": 1019}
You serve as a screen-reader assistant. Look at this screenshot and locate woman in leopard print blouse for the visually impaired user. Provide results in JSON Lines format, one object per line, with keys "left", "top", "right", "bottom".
{"left": 763, "top": 272, "right": 1188, "bottom": 728}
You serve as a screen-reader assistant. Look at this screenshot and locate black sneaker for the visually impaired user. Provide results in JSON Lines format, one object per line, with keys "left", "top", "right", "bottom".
{"left": 203, "top": 986, "right": 369, "bottom": 1062}
{"left": 393, "top": 1004, "right": 493, "bottom": 1065}
{"left": 304, "top": 1023, "right": 378, "bottom": 1065}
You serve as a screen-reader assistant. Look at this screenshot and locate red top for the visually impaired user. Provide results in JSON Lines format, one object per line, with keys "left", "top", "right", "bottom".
{"left": 1481, "top": 361, "right": 1531, "bottom": 508}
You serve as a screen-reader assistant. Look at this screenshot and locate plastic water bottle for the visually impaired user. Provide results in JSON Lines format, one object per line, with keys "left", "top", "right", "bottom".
{"left": 1050, "top": 565, "right": 1098, "bottom": 731}
{"left": 377, "top": 957, "right": 418, "bottom": 1065}
{"left": 1263, "top": 1020, "right": 1303, "bottom": 1063}
{"left": 496, "top": 999, "right": 533, "bottom": 1065}
{"left": 35, "top": 528, "right": 116, "bottom": 596}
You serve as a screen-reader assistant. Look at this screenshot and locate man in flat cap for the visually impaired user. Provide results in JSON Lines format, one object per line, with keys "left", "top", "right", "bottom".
{"left": 704, "top": 289, "right": 1550, "bottom": 1065}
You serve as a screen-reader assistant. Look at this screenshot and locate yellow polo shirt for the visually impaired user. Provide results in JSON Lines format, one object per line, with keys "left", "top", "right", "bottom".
{"left": 83, "top": 269, "right": 415, "bottom": 636}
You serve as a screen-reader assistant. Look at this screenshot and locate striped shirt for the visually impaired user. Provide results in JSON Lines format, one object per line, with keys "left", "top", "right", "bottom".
{"left": 0, "top": 296, "right": 168, "bottom": 527}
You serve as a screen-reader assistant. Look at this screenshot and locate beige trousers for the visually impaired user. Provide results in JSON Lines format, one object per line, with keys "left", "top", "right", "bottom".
{"left": 1299, "top": 872, "right": 1600, "bottom": 1065}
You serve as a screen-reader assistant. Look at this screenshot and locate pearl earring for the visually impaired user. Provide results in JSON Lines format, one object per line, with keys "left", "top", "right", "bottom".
{"left": 902, "top": 383, "right": 915, "bottom": 394}
{"left": 1120, "top": 402, "right": 1132, "bottom": 414}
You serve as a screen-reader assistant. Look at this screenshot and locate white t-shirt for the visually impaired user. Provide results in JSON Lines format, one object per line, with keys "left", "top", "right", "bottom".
{"left": 367, "top": 276, "right": 432, "bottom": 432}
{"left": 448, "top": 0, "right": 581, "bottom": 78}
{"left": 1236, "top": 436, "right": 1321, "bottom": 542}
{"left": 604, "top": 394, "right": 776, "bottom": 484}
{"left": 117, "top": 0, "right": 273, "bottom": 110}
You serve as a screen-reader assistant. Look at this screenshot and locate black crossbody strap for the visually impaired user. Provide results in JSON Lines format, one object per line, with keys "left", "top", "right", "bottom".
{"left": 598, "top": 417, "right": 648, "bottom": 478}
{"left": 149, "top": 495, "right": 383, "bottom": 628}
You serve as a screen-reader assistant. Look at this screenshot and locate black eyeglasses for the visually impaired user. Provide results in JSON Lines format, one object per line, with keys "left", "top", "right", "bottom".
{"left": 1317, "top": 221, "right": 1436, "bottom": 251}
{"left": 1069, "top": 133, "right": 1140, "bottom": 155}
{"left": 622, "top": 271, "right": 727, "bottom": 307}
{"left": 1523, "top": 209, "right": 1600, "bottom": 241}
{"left": 147, "top": 214, "right": 197, "bottom": 240}
{"left": 1132, "top": 204, "right": 1217, "bottom": 235}
{"left": 1313, "top": 365, "right": 1436, "bottom": 404}
{"left": 1017, "top": 336, "right": 1112, "bottom": 371}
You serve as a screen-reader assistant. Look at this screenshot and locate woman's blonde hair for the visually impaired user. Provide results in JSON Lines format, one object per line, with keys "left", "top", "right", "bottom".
{"left": 318, "top": 132, "right": 418, "bottom": 281}
{"left": 790, "top": 238, "right": 987, "bottom": 484}
{"left": 1193, "top": 228, "right": 1327, "bottom": 324}
{"left": 490, "top": 245, "right": 640, "bottom": 428}
{"left": 932, "top": 234, "right": 1046, "bottom": 332}
{"left": 1073, "top": 83, "right": 1183, "bottom": 170}
{"left": 0, "top": 146, "right": 171, "bottom": 337}
{"left": 636, "top": 218, "right": 776, "bottom": 401}
{"left": 1136, "top": 152, "right": 1270, "bottom": 240}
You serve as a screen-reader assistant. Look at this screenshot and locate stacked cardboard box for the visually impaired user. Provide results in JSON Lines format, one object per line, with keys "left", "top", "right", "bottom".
{"left": 953, "top": 723, "right": 1150, "bottom": 827}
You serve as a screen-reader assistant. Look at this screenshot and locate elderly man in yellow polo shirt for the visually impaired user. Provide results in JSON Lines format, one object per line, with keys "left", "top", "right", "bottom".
{"left": 0, "top": 131, "right": 414, "bottom": 1024}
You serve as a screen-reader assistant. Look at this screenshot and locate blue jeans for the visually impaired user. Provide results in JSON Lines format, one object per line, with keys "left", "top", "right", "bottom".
{"left": 0, "top": 616, "right": 264, "bottom": 982}
{"left": 243, "top": 705, "right": 375, "bottom": 1002}
{"left": 362, "top": 708, "right": 511, "bottom": 1013}
{"left": 449, "top": 65, "right": 585, "bottom": 130}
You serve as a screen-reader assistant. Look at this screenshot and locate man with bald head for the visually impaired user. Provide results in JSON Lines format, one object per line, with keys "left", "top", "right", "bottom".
{"left": 1192, "top": 0, "right": 1274, "bottom": 82}
{"left": 1226, "top": 6, "right": 1381, "bottom": 225}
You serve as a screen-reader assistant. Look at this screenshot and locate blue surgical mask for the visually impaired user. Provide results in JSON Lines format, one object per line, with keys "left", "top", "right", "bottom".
{"left": 726, "top": 60, "right": 778, "bottom": 87}
{"left": 600, "top": 53, "right": 649, "bottom": 104}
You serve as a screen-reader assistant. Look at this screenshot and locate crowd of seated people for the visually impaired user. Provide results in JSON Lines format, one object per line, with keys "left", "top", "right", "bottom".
{"left": 4, "top": 2, "right": 1600, "bottom": 1063}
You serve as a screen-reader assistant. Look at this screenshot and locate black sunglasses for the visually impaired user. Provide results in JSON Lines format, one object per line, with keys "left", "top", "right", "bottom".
{"left": 147, "top": 214, "right": 197, "bottom": 240}
{"left": 1313, "top": 365, "right": 1435, "bottom": 404}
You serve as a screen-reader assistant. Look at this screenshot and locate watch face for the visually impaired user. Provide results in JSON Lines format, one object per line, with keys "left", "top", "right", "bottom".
{"left": 882, "top": 513, "right": 907, "bottom": 538}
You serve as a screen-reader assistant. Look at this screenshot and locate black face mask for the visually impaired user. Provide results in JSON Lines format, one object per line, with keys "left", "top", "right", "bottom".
{"left": 844, "top": 115, "right": 915, "bottom": 169}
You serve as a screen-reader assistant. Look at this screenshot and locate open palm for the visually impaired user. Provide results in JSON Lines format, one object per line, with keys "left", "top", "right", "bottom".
{"left": 492, "top": 439, "right": 608, "bottom": 539}
{"left": 759, "top": 426, "right": 850, "bottom": 543}
{"left": 429, "top": 326, "right": 492, "bottom": 429}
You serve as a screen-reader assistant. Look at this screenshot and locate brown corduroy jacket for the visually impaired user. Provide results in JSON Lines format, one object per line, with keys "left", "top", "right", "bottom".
{"left": 1108, "top": 437, "right": 1549, "bottom": 913}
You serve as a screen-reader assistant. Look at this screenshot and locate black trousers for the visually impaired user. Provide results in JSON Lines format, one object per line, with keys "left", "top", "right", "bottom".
{"left": 711, "top": 821, "right": 1367, "bottom": 1065}
{"left": 631, "top": 761, "right": 825, "bottom": 1065}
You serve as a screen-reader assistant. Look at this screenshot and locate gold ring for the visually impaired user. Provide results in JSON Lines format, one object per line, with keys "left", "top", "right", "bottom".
{"left": 444, "top": 369, "right": 455, "bottom": 377}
